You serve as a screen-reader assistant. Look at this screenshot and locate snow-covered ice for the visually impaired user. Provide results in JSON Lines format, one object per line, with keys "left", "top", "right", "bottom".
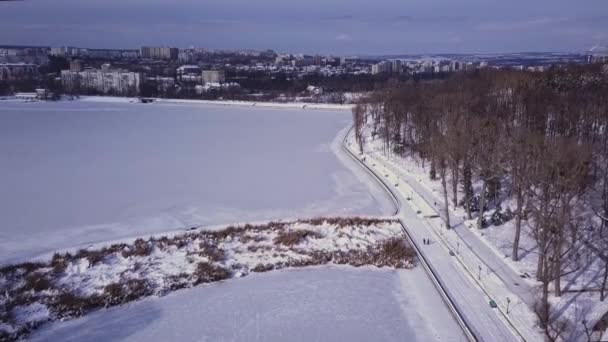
{"left": 0, "top": 100, "right": 392, "bottom": 263}
{"left": 29, "top": 266, "right": 466, "bottom": 342}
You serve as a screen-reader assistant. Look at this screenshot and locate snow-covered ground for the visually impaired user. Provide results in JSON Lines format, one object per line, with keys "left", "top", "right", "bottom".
{"left": 1, "top": 218, "right": 417, "bottom": 339}
{"left": 356, "top": 127, "right": 608, "bottom": 340}
{"left": 0, "top": 100, "right": 392, "bottom": 263}
{"left": 78, "top": 95, "right": 354, "bottom": 111}
{"left": 29, "top": 265, "right": 465, "bottom": 342}
{"left": 0, "top": 99, "right": 468, "bottom": 342}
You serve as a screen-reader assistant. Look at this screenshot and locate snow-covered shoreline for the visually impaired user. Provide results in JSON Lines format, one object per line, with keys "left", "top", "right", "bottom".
{"left": 1, "top": 100, "right": 389, "bottom": 265}
{"left": 76, "top": 95, "right": 354, "bottom": 111}
{"left": 0, "top": 217, "right": 412, "bottom": 341}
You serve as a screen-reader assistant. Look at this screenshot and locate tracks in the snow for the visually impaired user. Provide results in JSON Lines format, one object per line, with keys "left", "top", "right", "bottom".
{"left": 341, "top": 127, "right": 478, "bottom": 342}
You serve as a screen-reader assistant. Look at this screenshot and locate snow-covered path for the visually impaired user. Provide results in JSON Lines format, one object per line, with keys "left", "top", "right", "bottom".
{"left": 369, "top": 150, "right": 539, "bottom": 307}
{"left": 343, "top": 135, "right": 544, "bottom": 341}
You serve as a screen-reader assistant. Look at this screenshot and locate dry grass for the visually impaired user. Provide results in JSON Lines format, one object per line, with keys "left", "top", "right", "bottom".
{"left": 0, "top": 216, "right": 409, "bottom": 342}
{"left": 50, "top": 253, "right": 69, "bottom": 274}
{"left": 193, "top": 262, "right": 231, "bottom": 284}
{"left": 377, "top": 238, "right": 416, "bottom": 268}
{"left": 301, "top": 216, "right": 395, "bottom": 227}
{"left": 0, "top": 262, "right": 46, "bottom": 277}
{"left": 273, "top": 229, "right": 323, "bottom": 246}
{"left": 251, "top": 263, "right": 275, "bottom": 273}
{"left": 121, "top": 238, "right": 154, "bottom": 258}
{"left": 103, "top": 279, "right": 152, "bottom": 306}
{"left": 199, "top": 243, "right": 226, "bottom": 262}
{"left": 52, "top": 291, "right": 101, "bottom": 318}
{"left": 22, "top": 272, "right": 52, "bottom": 292}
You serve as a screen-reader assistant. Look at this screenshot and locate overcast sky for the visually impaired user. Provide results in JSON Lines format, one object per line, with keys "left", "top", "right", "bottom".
{"left": 1, "top": 0, "right": 607, "bottom": 55}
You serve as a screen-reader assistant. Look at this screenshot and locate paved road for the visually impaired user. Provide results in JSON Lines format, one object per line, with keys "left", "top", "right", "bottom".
{"left": 371, "top": 150, "right": 539, "bottom": 307}
{"left": 342, "top": 139, "right": 523, "bottom": 342}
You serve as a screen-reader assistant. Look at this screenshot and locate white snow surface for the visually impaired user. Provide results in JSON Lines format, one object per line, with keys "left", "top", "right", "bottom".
{"left": 29, "top": 266, "right": 466, "bottom": 342}
{"left": 0, "top": 100, "right": 392, "bottom": 263}
{"left": 352, "top": 127, "right": 604, "bottom": 340}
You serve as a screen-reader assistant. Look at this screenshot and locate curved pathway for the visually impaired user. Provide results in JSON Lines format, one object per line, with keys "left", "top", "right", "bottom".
{"left": 342, "top": 131, "right": 543, "bottom": 342}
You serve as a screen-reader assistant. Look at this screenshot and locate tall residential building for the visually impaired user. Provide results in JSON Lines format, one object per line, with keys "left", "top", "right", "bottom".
{"left": 371, "top": 61, "right": 391, "bottom": 75}
{"left": 201, "top": 70, "right": 225, "bottom": 84}
{"left": 140, "top": 46, "right": 179, "bottom": 60}
{"left": 69, "top": 59, "right": 83, "bottom": 72}
{"left": 0, "top": 63, "right": 38, "bottom": 81}
{"left": 177, "top": 65, "right": 202, "bottom": 83}
{"left": 50, "top": 46, "right": 84, "bottom": 57}
{"left": 61, "top": 67, "right": 141, "bottom": 95}
{"left": 390, "top": 59, "right": 402, "bottom": 74}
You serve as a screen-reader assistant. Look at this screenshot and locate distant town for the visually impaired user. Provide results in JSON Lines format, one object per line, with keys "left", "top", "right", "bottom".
{"left": 1, "top": 44, "right": 607, "bottom": 103}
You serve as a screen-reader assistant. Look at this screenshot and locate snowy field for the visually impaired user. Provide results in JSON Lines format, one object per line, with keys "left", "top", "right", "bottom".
{"left": 29, "top": 266, "right": 465, "bottom": 342}
{"left": 0, "top": 99, "right": 392, "bottom": 263}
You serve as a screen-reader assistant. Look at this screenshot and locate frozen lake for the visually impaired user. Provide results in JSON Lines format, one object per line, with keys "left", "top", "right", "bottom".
{"left": 29, "top": 266, "right": 465, "bottom": 342}
{"left": 0, "top": 100, "right": 392, "bottom": 263}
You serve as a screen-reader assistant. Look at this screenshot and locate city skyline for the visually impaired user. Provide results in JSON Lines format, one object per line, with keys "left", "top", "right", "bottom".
{"left": 1, "top": 0, "right": 607, "bottom": 55}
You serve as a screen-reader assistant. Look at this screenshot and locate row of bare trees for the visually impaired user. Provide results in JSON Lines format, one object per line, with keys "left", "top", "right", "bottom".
{"left": 355, "top": 64, "right": 608, "bottom": 337}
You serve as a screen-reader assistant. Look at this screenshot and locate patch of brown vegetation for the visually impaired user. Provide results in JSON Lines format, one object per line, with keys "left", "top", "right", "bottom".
{"left": 301, "top": 216, "right": 395, "bottom": 227}
{"left": 50, "top": 253, "right": 69, "bottom": 274}
{"left": 199, "top": 242, "right": 226, "bottom": 262}
{"left": 103, "top": 279, "right": 153, "bottom": 306}
{"left": 22, "top": 272, "right": 52, "bottom": 292}
{"left": 0, "top": 262, "right": 46, "bottom": 277}
{"left": 273, "top": 229, "right": 323, "bottom": 246}
{"left": 52, "top": 291, "right": 101, "bottom": 318}
{"left": 251, "top": 263, "right": 275, "bottom": 273}
{"left": 121, "top": 238, "right": 154, "bottom": 258}
{"left": 74, "top": 249, "right": 107, "bottom": 266}
{"left": 0, "top": 216, "right": 408, "bottom": 342}
{"left": 193, "top": 262, "right": 231, "bottom": 284}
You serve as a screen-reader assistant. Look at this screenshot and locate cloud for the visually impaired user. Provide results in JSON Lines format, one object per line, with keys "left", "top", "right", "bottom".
{"left": 323, "top": 15, "right": 354, "bottom": 21}
{"left": 390, "top": 15, "right": 413, "bottom": 22}
{"left": 478, "top": 17, "right": 568, "bottom": 31}
{"left": 335, "top": 33, "right": 353, "bottom": 41}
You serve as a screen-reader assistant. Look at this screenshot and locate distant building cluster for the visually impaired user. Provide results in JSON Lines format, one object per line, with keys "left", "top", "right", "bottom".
{"left": 50, "top": 46, "right": 138, "bottom": 59}
{"left": 0, "top": 43, "right": 604, "bottom": 101}
{"left": 371, "top": 59, "right": 483, "bottom": 75}
{"left": 140, "top": 46, "right": 178, "bottom": 60}
{"left": 588, "top": 45, "right": 608, "bottom": 64}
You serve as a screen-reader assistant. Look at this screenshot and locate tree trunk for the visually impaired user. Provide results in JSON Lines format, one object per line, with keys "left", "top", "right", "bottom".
{"left": 512, "top": 187, "right": 523, "bottom": 261}
{"left": 554, "top": 246, "right": 562, "bottom": 297}
{"left": 477, "top": 179, "right": 487, "bottom": 229}
{"left": 441, "top": 163, "right": 451, "bottom": 229}
{"left": 537, "top": 230, "right": 545, "bottom": 282}
{"left": 462, "top": 162, "right": 473, "bottom": 219}
{"left": 540, "top": 276, "right": 550, "bottom": 331}
{"left": 539, "top": 251, "right": 551, "bottom": 331}
{"left": 601, "top": 260, "right": 608, "bottom": 301}
{"left": 451, "top": 167, "right": 459, "bottom": 207}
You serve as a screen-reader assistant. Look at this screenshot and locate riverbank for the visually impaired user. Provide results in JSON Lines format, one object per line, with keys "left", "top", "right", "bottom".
{"left": 75, "top": 96, "right": 354, "bottom": 111}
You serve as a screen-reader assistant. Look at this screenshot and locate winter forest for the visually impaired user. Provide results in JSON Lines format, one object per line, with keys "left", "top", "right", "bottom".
{"left": 353, "top": 64, "right": 608, "bottom": 340}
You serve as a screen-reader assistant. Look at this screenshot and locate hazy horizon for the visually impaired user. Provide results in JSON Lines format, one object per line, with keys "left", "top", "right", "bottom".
{"left": 1, "top": 0, "right": 607, "bottom": 55}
